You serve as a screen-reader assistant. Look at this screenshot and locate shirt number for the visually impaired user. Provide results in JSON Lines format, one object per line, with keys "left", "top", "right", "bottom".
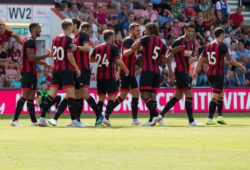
{"left": 96, "top": 54, "right": 110, "bottom": 67}
{"left": 152, "top": 46, "right": 160, "bottom": 60}
{"left": 53, "top": 46, "right": 65, "bottom": 61}
{"left": 207, "top": 52, "right": 216, "bottom": 65}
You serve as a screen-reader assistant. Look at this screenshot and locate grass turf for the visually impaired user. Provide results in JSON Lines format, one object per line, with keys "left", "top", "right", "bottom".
{"left": 0, "top": 113, "right": 250, "bottom": 170}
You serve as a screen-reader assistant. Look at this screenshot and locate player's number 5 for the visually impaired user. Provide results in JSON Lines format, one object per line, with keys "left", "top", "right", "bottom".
{"left": 53, "top": 46, "right": 64, "bottom": 61}
{"left": 152, "top": 46, "right": 160, "bottom": 60}
{"left": 207, "top": 52, "right": 216, "bottom": 65}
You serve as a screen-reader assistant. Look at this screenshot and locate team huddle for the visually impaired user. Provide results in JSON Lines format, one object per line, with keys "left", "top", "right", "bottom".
{"left": 10, "top": 18, "right": 246, "bottom": 127}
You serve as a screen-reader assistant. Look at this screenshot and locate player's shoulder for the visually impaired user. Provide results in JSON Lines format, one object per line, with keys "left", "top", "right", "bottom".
{"left": 23, "top": 37, "right": 35, "bottom": 46}
{"left": 173, "top": 36, "right": 183, "bottom": 44}
{"left": 123, "top": 36, "right": 134, "bottom": 42}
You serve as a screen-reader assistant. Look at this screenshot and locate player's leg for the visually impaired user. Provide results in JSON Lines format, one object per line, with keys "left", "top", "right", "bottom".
{"left": 130, "top": 87, "right": 140, "bottom": 125}
{"left": 75, "top": 88, "right": 83, "bottom": 122}
{"left": 97, "top": 80, "right": 106, "bottom": 114}
{"left": 148, "top": 90, "right": 157, "bottom": 122}
{"left": 27, "top": 90, "right": 37, "bottom": 125}
{"left": 217, "top": 90, "right": 226, "bottom": 124}
{"left": 53, "top": 95, "right": 62, "bottom": 110}
{"left": 49, "top": 96, "right": 67, "bottom": 126}
{"left": 11, "top": 89, "right": 29, "bottom": 126}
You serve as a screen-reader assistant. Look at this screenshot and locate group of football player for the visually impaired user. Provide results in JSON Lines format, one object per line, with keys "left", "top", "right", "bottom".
{"left": 10, "top": 17, "right": 246, "bottom": 127}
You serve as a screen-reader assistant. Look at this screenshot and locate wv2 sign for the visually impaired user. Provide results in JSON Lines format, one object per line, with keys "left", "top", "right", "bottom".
{"left": 7, "top": 5, "right": 33, "bottom": 22}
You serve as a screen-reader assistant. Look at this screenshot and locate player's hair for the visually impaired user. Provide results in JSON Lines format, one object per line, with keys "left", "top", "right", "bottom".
{"left": 129, "top": 23, "right": 140, "bottom": 31}
{"left": 61, "top": 19, "right": 73, "bottom": 31}
{"left": 72, "top": 17, "right": 81, "bottom": 29}
{"left": 145, "top": 22, "right": 159, "bottom": 36}
{"left": 80, "top": 22, "right": 91, "bottom": 30}
{"left": 214, "top": 27, "right": 225, "bottom": 38}
{"left": 29, "top": 23, "right": 40, "bottom": 33}
{"left": 103, "top": 29, "right": 114, "bottom": 41}
{"left": 185, "top": 22, "right": 195, "bottom": 30}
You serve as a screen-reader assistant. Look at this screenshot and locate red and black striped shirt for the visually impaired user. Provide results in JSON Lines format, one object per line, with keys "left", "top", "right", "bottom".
{"left": 52, "top": 34, "right": 73, "bottom": 72}
{"left": 170, "top": 36, "right": 196, "bottom": 73}
{"left": 74, "top": 32, "right": 90, "bottom": 70}
{"left": 201, "top": 41, "right": 229, "bottom": 76}
{"left": 90, "top": 43, "right": 120, "bottom": 80}
{"left": 20, "top": 37, "right": 36, "bottom": 75}
{"left": 139, "top": 35, "right": 166, "bottom": 73}
{"left": 121, "top": 36, "right": 136, "bottom": 76}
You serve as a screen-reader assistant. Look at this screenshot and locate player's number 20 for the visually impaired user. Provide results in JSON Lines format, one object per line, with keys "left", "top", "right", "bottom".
{"left": 53, "top": 46, "right": 65, "bottom": 61}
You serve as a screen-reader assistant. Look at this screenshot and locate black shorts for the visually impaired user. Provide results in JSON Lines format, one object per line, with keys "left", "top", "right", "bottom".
{"left": 120, "top": 73, "right": 138, "bottom": 91}
{"left": 21, "top": 73, "right": 37, "bottom": 90}
{"left": 51, "top": 71, "right": 74, "bottom": 89}
{"left": 97, "top": 78, "right": 118, "bottom": 96}
{"left": 74, "top": 69, "right": 91, "bottom": 89}
{"left": 175, "top": 71, "right": 192, "bottom": 91}
{"left": 140, "top": 72, "right": 160, "bottom": 92}
{"left": 208, "top": 75, "right": 224, "bottom": 93}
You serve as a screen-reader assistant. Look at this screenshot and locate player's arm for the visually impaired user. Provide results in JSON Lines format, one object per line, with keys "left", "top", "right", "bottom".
{"left": 67, "top": 52, "right": 81, "bottom": 76}
{"left": 89, "top": 48, "right": 97, "bottom": 63}
{"left": 116, "top": 58, "right": 129, "bottom": 76}
{"left": 71, "top": 43, "right": 90, "bottom": 52}
{"left": 130, "top": 39, "right": 141, "bottom": 52}
{"left": 26, "top": 50, "right": 50, "bottom": 61}
{"left": 193, "top": 55, "right": 206, "bottom": 80}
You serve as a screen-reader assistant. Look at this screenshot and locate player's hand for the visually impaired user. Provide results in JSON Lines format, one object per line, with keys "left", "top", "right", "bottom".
{"left": 115, "top": 72, "right": 120, "bottom": 81}
{"left": 172, "top": 46, "right": 181, "bottom": 54}
{"left": 168, "top": 71, "right": 175, "bottom": 82}
{"left": 45, "top": 49, "right": 52, "bottom": 57}
{"left": 239, "top": 65, "right": 247, "bottom": 72}
{"left": 192, "top": 72, "right": 198, "bottom": 80}
{"left": 76, "top": 68, "right": 81, "bottom": 77}
{"left": 70, "top": 44, "right": 78, "bottom": 51}
{"left": 125, "top": 69, "right": 129, "bottom": 76}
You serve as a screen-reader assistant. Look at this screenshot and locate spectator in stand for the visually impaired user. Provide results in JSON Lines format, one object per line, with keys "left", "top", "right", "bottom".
{"left": 0, "top": 64, "right": 4, "bottom": 88}
{"left": 229, "top": 41, "right": 237, "bottom": 59}
{"left": 216, "top": 0, "right": 230, "bottom": 18}
{"left": 245, "top": 56, "right": 250, "bottom": 85}
{"left": 94, "top": 6, "right": 108, "bottom": 26}
{"left": 162, "top": 22, "right": 172, "bottom": 43}
{"left": 195, "top": 12, "right": 206, "bottom": 45}
{"left": 138, "top": 16, "right": 146, "bottom": 36}
{"left": 215, "top": 10, "right": 226, "bottom": 27}
{"left": 0, "top": 42, "right": 9, "bottom": 59}
{"left": 128, "top": 12, "right": 136, "bottom": 25}
{"left": 157, "top": 8, "right": 173, "bottom": 27}
{"left": 235, "top": 57, "right": 248, "bottom": 86}
{"left": 107, "top": 16, "right": 120, "bottom": 34}
{"left": 5, "top": 64, "right": 19, "bottom": 87}
{"left": 68, "top": 1, "right": 82, "bottom": 18}
{"left": 44, "top": 66, "right": 52, "bottom": 86}
{"left": 79, "top": 6, "right": 93, "bottom": 22}
{"left": 88, "top": 15, "right": 98, "bottom": 40}
{"left": 60, "top": 2, "right": 70, "bottom": 18}
{"left": 9, "top": 75, "right": 22, "bottom": 88}
{"left": 114, "top": 32, "right": 123, "bottom": 49}
{"left": 118, "top": 5, "right": 130, "bottom": 37}
{"left": 0, "top": 21, "right": 21, "bottom": 45}
{"left": 197, "top": 63, "right": 208, "bottom": 86}
{"left": 171, "top": 19, "right": 182, "bottom": 39}
{"left": 8, "top": 41, "right": 21, "bottom": 65}
{"left": 141, "top": 3, "right": 158, "bottom": 23}
{"left": 37, "top": 69, "right": 46, "bottom": 89}
{"left": 236, "top": 41, "right": 248, "bottom": 60}
{"left": 111, "top": 0, "right": 122, "bottom": 11}
{"left": 173, "top": 0, "right": 187, "bottom": 22}
{"left": 230, "top": 6, "right": 244, "bottom": 29}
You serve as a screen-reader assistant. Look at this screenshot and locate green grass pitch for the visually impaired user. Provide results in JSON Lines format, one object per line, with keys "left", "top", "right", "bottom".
{"left": 0, "top": 113, "right": 250, "bottom": 170}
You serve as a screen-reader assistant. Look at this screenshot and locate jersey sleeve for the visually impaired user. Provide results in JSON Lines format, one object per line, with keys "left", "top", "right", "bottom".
{"left": 220, "top": 43, "right": 229, "bottom": 55}
{"left": 112, "top": 46, "right": 120, "bottom": 60}
{"left": 139, "top": 36, "right": 149, "bottom": 47}
{"left": 169, "top": 38, "right": 180, "bottom": 52}
{"left": 123, "top": 38, "right": 134, "bottom": 49}
{"left": 80, "top": 32, "right": 90, "bottom": 45}
{"left": 161, "top": 43, "right": 167, "bottom": 56}
{"left": 201, "top": 45, "right": 208, "bottom": 58}
{"left": 90, "top": 48, "right": 96, "bottom": 58}
{"left": 25, "top": 39, "right": 36, "bottom": 50}
{"left": 65, "top": 37, "right": 73, "bottom": 52}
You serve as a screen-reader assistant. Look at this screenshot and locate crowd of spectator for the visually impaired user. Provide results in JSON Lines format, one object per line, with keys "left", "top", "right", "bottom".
{"left": 1, "top": 0, "right": 250, "bottom": 89}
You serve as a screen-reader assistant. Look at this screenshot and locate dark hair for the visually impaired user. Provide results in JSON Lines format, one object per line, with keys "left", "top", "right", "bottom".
{"left": 80, "top": 22, "right": 91, "bottom": 30}
{"left": 129, "top": 23, "right": 140, "bottom": 31}
{"left": 72, "top": 17, "right": 81, "bottom": 29}
{"left": 214, "top": 27, "right": 225, "bottom": 38}
{"left": 103, "top": 29, "right": 114, "bottom": 41}
{"left": 61, "top": 19, "right": 73, "bottom": 30}
{"left": 230, "top": 41, "right": 236, "bottom": 45}
{"left": 29, "top": 23, "right": 40, "bottom": 33}
{"left": 185, "top": 22, "right": 195, "bottom": 30}
{"left": 145, "top": 22, "right": 159, "bottom": 36}
{"left": 41, "top": 81, "right": 47, "bottom": 85}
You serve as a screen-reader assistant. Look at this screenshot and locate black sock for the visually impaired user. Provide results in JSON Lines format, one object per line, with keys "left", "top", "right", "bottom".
{"left": 54, "top": 98, "right": 67, "bottom": 120}
{"left": 41, "top": 95, "right": 54, "bottom": 118}
{"left": 185, "top": 98, "right": 194, "bottom": 123}
{"left": 75, "top": 99, "right": 83, "bottom": 122}
{"left": 145, "top": 99, "right": 158, "bottom": 118}
{"left": 209, "top": 99, "right": 217, "bottom": 119}
{"left": 53, "top": 95, "right": 62, "bottom": 109}
{"left": 27, "top": 100, "right": 37, "bottom": 123}
{"left": 131, "top": 98, "right": 139, "bottom": 119}
{"left": 97, "top": 101, "right": 104, "bottom": 114}
{"left": 87, "top": 96, "right": 101, "bottom": 117}
{"left": 217, "top": 98, "right": 223, "bottom": 117}
{"left": 149, "top": 100, "right": 157, "bottom": 122}
{"left": 105, "top": 100, "right": 115, "bottom": 120}
{"left": 161, "top": 97, "right": 179, "bottom": 116}
{"left": 13, "top": 97, "right": 26, "bottom": 121}
{"left": 67, "top": 98, "right": 77, "bottom": 120}
{"left": 114, "top": 96, "right": 123, "bottom": 108}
